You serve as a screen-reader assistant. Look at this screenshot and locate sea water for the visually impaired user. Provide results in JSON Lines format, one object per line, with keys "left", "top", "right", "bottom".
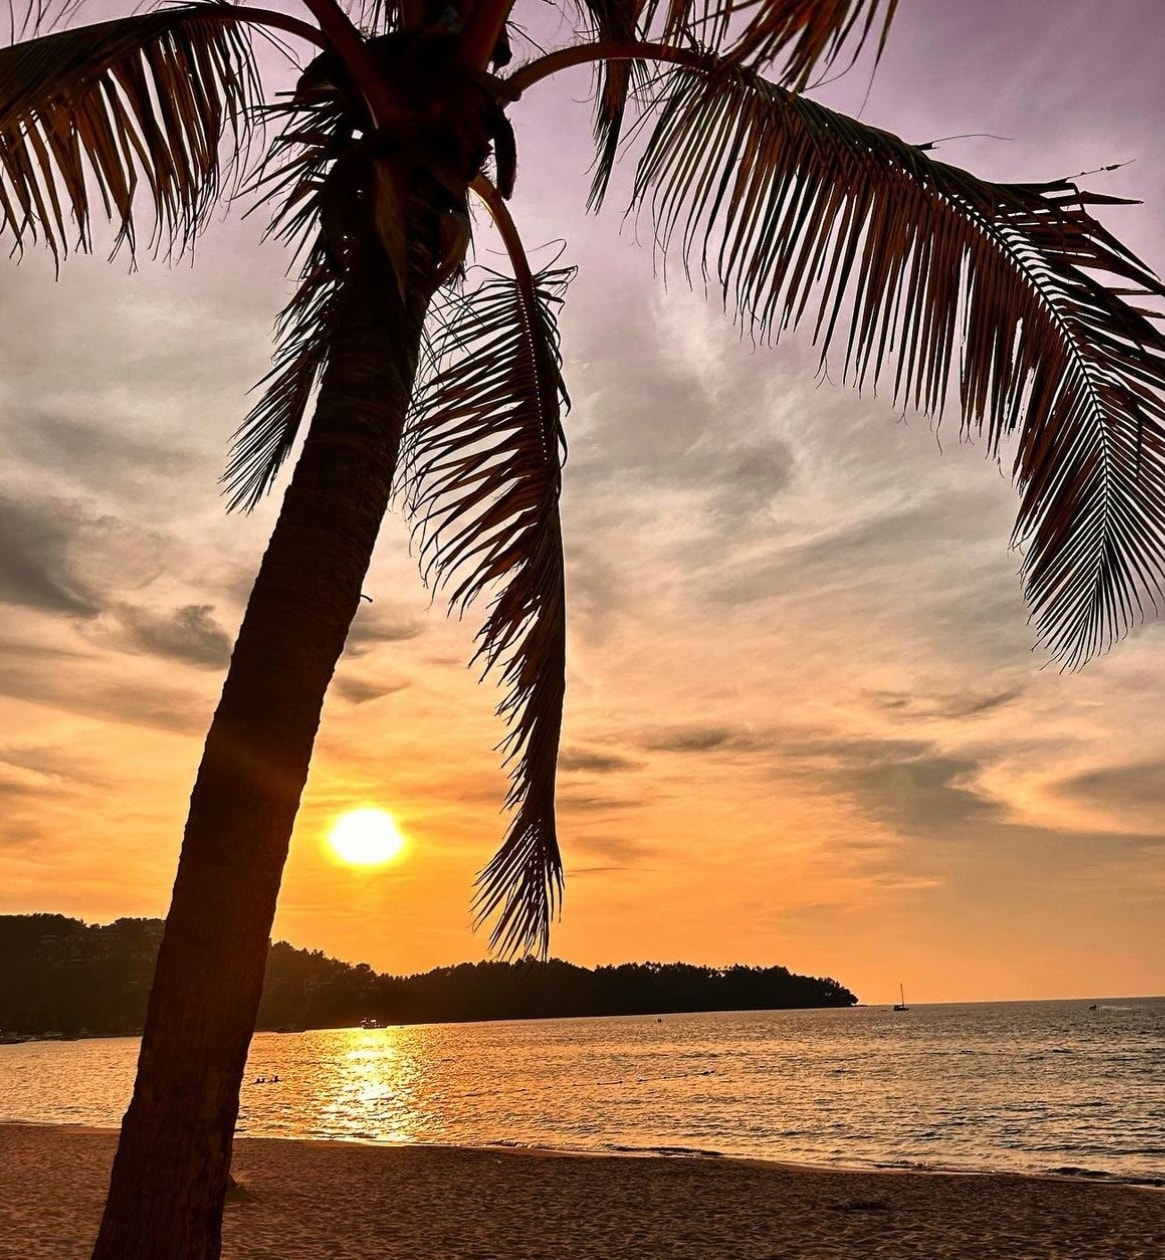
{"left": 2, "top": 999, "right": 1162, "bottom": 1181}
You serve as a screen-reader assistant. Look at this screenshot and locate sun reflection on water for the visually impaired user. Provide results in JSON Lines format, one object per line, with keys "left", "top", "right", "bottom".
{"left": 309, "top": 1029, "right": 432, "bottom": 1144}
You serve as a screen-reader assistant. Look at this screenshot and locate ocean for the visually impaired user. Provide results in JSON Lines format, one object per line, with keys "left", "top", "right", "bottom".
{"left": 2, "top": 999, "right": 1162, "bottom": 1182}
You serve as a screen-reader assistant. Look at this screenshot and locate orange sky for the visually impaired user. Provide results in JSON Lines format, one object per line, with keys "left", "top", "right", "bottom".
{"left": 1, "top": 0, "right": 1164, "bottom": 1004}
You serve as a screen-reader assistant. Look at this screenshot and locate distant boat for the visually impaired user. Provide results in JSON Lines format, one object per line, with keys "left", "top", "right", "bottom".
{"left": 893, "top": 983, "right": 909, "bottom": 1012}
{"left": 359, "top": 1017, "right": 384, "bottom": 1030}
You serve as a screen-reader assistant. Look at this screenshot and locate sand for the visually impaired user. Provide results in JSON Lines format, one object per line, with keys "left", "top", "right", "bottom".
{"left": 1, "top": 1124, "right": 1161, "bottom": 1259}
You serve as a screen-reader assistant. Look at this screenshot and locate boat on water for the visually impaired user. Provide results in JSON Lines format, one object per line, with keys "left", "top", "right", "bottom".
{"left": 359, "top": 1017, "right": 385, "bottom": 1030}
{"left": 893, "top": 983, "right": 909, "bottom": 1012}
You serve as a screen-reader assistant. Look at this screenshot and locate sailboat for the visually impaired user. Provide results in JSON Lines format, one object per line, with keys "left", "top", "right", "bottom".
{"left": 893, "top": 983, "right": 909, "bottom": 1012}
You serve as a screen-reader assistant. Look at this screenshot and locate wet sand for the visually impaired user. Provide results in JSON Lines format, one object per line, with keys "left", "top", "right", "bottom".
{"left": 1, "top": 1123, "right": 1162, "bottom": 1258}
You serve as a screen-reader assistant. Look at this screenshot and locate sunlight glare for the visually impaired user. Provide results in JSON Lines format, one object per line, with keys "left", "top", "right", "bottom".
{"left": 327, "top": 809, "right": 407, "bottom": 867}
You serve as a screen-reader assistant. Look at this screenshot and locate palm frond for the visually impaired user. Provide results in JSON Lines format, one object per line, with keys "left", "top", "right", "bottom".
{"left": 222, "top": 94, "right": 341, "bottom": 509}
{"left": 565, "top": 0, "right": 894, "bottom": 209}
{"left": 705, "top": 0, "right": 894, "bottom": 81}
{"left": 568, "top": 0, "right": 651, "bottom": 208}
{"left": 341, "top": 0, "right": 400, "bottom": 37}
{"left": 626, "top": 59, "right": 1165, "bottom": 664}
{"left": 403, "top": 265, "right": 573, "bottom": 956}
{"left": 224, "top": 249, "right": 338, "bottom": 510}
{"left": 6, "top": 0, "right": 87, "bottom": 42}
{"left": 630, "top": 0, "right": 895, "bottom": 80}
{"left": 0, "top": 2, "right": 259, "bottom": 261}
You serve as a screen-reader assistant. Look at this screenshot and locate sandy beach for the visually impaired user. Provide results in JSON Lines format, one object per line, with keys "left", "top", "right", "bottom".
{"left": 1, "top": 1124, "right": 1161, "bottom": 1259}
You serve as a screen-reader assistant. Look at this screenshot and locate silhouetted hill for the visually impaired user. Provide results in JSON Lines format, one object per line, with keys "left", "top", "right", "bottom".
{"left": 0, "top": 914, "right": 857, "bottom": 1038}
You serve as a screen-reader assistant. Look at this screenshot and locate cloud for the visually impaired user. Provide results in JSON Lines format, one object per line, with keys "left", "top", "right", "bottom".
{"left": 558, "top": 537, "right": 627, "bottom": 644}
{"left": 705, "top": 494, "right": 989, "bottom": 609}
{"left": 646, "top": 726, "right": 735, "bottom": 753}
{"left": 0, "top": 745, "right": 102, "bottom": 786}
{"left": 1056, "top": 760, "right": 1165, "bottom": 824}
{"left": 1, "top": 409, "right": 196, "bottom": 491}
{"left": 569, "top": 832, "right": 658, "bottom": 867}
{"left": 113, "top": 603, "right": 232, "bottom": 670}
{"left": 779, "top": 733, "right": 932, "bottom": 770}
{"left": 0, "top": 638, "right": 86, "bottom": 666}
{"left": 866, "top": 686, "right": 1023, "bottom": 722}
{"left": 0, "top": 637, "right": 209, "bottom": 734}
{"left": 847, "top": 752, "right": 998, "bottom": 833}
{"left": 776, "top": 899, "right": 860, "bottom": 922}
{"left": 343, "top": 607, "right": 424, "bottom": 655}
{"left": 0, "top": 777, "right": 39, "bottom": 799}
{"left": 564, "top": 279, "right": 796, "bottom": 529}
{"left": 577, "top": 432, "right": 797, "bottom": 527}
{"left": 332, "top": 676, "right": 409, "bottom": 705}
{"left": 557, "top": 791, "right": 645, "bottom": 814}
{"left": 559, "top": 747, "right": 642, "bottom": 774}
{"left": 0, "top": 496, "right": 99, "bottom": 615}
{"left": 774, "top": 732, "right": 997, "bottom": 832}
{"left": 703, "top": 438, "right": 796, "bottom": 524}
{"left": 643, "top": 725, "right": 771, "bottom": 754}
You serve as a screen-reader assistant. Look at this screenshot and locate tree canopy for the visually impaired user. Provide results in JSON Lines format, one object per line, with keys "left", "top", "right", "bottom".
{"left": 0, "top": 914, "right": 857, "bottom": 1037}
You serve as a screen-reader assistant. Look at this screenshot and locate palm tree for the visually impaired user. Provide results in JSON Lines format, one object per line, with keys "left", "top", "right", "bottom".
{"left": 3, "top": 0, "right": 1164, "bottom": 1253}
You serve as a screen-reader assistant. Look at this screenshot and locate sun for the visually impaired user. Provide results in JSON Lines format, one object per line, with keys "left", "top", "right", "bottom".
{"left": 327, "top": 809, "right": 407, "bottom": 867}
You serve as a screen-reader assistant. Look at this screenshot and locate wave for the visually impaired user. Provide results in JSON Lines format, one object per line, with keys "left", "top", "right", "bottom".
{"left": 605, "top": 1143, "right": 725, "bottom": 1159}
{"left": 484, "top": 1138, "right": 726, "bottom": 1160}
{"left": 1047, "top": 1165, "right": 1165, "bottom": 1187}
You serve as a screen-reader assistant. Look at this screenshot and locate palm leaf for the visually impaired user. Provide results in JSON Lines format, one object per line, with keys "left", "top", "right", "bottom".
{"left": 669, "top": 0, "right": 897, "bottom": 81}
{"left": 569, "top": 0, "right": 895, "bottom": 208}
{"left": 343, "top": 0, "right": 401, "bottom": 36}
{"left": 625, "top": 58, "right": 1165, "bottom": 665}
{"left": 0, "top": 2, "right": 258, "bottom": 260}
{"left": 224, "top": 249, "right": 338, "bottom": 510}
{"left": 403, "top": 265, "right": 573, "bottom": 956}
{"left": 6, "top": 0, "right": 88, "bottom": 42}
{"left": 621, "top": 0, "right": 896, "bottom": 79}
{"left": 568, "top": 0, "right": 651, "bottom": 209}
{"left": 224, "top": 93, "right": 351, "bottom": 511}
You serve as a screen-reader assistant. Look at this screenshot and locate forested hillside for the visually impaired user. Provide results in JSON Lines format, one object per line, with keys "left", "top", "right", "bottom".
{"left": 0, "top": 914, "right": 857, "bottom": 1037}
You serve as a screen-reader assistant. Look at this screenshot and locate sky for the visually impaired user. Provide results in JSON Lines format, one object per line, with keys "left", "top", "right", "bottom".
{"left": 1, "top": 0, "right": 1164, "bottom": 1004}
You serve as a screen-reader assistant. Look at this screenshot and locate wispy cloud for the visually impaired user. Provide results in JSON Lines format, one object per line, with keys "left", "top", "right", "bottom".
{"left": 559, "top": 747, "right": 642, "bottom": 774}
{"left": 110, "top": 603, "right": 232, "bottom": 670}
{"left": 0, "top": 496, "right": 101, "bottom": 615}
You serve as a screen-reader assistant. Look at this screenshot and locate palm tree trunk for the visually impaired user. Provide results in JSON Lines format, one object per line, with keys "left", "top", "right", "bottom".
{"left": 91, "top": 243, "right": 433, "bottom": 1260}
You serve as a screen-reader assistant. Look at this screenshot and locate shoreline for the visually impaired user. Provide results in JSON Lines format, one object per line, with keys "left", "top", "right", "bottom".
{"left": 3, "top": 995, "right": 1160, "bottom": 1046}
{"left": 4, "top": 1124, "right": 1164, "bottom": 1259}
{"left": 4, "top": 1118, "right": 1162, "bottom": 1191}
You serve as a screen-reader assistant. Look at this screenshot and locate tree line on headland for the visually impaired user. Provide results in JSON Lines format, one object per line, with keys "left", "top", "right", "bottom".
{"left": 0, "top": 914, "right": 857, "bottom": 1038}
